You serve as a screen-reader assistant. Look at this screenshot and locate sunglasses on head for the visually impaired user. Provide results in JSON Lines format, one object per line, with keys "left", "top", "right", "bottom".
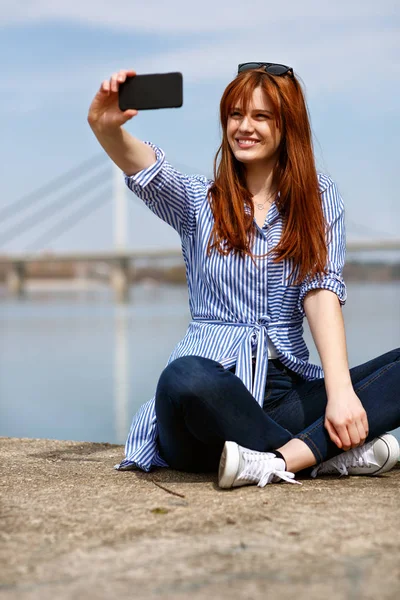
{"left": 238, "top": 62, "right": 294, "bottom": 77}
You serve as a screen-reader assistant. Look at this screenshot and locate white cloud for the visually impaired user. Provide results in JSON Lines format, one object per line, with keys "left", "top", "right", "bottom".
{"left": 1, "top": 0, "right": 398, "bottom": 32}
{"left": 2, "top": 0, "right": 398, "bottom": 113}
{"left": 1, "top": 15, "right": 398, "bottom": 118}
{"left": 133, "top": 27, "right": 400, "bottom": 91}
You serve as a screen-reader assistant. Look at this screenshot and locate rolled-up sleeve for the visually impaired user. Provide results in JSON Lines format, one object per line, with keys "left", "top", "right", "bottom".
{"left": 297, "top": 180, "right": 347, "bottom": 317}
{"left": 124, "top": 141, "right": 211, "bottom": 239}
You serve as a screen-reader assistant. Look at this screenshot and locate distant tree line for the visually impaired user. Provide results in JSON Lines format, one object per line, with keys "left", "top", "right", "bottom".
{"left": 0, "top": 260, "right": 398, "bottom": 284}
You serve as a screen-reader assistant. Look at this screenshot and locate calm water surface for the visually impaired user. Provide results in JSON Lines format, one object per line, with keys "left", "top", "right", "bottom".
{"left": 1, "top": 282, "right": 399, "bottom": 445}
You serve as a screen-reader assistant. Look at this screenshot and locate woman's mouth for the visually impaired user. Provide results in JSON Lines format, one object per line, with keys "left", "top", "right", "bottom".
{"left": 236, "top": 139, "right": 259, "bottom": 149}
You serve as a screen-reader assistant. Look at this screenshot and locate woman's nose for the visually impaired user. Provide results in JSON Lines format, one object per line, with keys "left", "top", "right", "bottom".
{"left": 238, "top": 117, "right": 254, "bottom": 133}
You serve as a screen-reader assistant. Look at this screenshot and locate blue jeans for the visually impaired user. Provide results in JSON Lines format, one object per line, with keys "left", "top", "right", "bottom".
{"left": 155, "top": 348, "right": 400, "bottom": 472}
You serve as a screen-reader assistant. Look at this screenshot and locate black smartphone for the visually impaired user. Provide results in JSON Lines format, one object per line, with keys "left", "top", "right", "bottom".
{"left": 118, "top": 72, "right": 183, "bottom": 111}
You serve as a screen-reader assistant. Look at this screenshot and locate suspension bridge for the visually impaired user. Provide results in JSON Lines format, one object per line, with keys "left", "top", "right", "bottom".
{"left": 0, "top": 152, "right": 398, "bottom": 302}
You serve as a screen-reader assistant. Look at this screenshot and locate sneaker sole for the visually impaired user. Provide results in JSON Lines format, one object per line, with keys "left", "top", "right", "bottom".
{"left": 371, "top": 434, "right": 400, "bottom": 475}
{"left": 218, "top": 441, "right": 240, "bottom": 489}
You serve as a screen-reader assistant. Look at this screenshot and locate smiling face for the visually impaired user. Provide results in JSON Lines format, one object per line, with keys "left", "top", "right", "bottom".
{"left": 226, "top": 86, "right": 282, "bottom": 167}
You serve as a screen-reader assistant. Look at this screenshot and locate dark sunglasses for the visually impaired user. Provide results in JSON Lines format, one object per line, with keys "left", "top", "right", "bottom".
{"left": 238, "top": 62, "right": 294, "bottom": 77}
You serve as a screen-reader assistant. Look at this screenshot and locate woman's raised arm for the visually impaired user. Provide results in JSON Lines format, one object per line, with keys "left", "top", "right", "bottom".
{"left": 87, "top": 69, "right": 157, "bottom": 176}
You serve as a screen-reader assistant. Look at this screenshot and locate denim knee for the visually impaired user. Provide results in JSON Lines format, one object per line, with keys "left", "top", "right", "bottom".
{"left": 392, "top": 348, "right": 400, "bottom": 361}
{"left": 380, "top": 347, "right": 400, "bottom": 363}
{"left": 155, "top": 356, "right": 222, "bottom": 408}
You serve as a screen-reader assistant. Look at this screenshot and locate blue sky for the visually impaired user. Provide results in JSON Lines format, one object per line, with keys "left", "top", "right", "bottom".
{"left": 0, "top": 0, "right": 399, "bottom": 254}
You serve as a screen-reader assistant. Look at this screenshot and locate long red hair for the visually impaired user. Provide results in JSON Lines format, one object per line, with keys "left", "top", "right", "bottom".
{"left": 207, "top": 68, "right": 328, "bottom": 285}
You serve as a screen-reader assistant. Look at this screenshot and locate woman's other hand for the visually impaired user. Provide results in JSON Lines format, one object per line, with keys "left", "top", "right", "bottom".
{"left": 88, "top": 69, "right": 138, "bottom": 132}
{"left": 324, "top": 387, "right": 369, "bottom": 451}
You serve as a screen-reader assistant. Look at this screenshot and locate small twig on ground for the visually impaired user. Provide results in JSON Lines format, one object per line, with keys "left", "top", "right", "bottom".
{"left": 151, "top": 479, "right": 186, "bottom": 498}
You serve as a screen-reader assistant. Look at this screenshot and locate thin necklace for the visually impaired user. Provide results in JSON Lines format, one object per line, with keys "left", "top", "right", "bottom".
{"left": 254, "top": 193, "right": 276, "bottom": 210}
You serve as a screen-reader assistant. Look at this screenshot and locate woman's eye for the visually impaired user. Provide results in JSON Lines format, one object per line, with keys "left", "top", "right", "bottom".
{"left": 230, "top": 112, "right": 269, "bottom": 118}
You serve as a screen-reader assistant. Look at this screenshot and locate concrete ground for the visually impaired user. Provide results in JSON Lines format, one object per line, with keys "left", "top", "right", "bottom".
{"left": 1, "top": 437, "right": 399, "bottom": 600}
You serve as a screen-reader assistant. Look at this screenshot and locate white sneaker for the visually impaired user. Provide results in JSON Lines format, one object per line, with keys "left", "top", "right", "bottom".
{"left": 311, "top": 433, "right": 400, "bottom": 478}
{"left": 218, "top": 441, "right": 301, "bottom": 489}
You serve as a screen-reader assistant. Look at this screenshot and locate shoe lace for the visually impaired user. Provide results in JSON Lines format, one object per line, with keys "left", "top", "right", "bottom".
{"left": 238, "top": 450, "right": 302, "bottom": 487}
{"left": 316, "top": 443, "right": 376, "bottom": 477}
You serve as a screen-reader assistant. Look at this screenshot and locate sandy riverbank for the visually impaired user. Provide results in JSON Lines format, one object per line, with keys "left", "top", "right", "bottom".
{"left": 1, "top": 437, "right": 399, "bottom": 599}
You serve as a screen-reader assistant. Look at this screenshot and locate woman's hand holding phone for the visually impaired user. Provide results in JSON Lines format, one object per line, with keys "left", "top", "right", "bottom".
{"left": 87, "top": 69, "right": 157, "bottom": 176}
{"left": 87, "top": 69, "right": 138, "bottom": 133}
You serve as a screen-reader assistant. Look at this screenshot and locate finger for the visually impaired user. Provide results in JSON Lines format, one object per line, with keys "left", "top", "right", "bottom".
{"left": 336, "top": 425, "right": 351, "bottom": 451}
{"left": 121, "top": 109, "right": 138, "bottom": 122}
{"left": 361, "top": 413, "right": 369, "bottom": 440}
{"left": 101, "top": 79, "right": 111, "bottom": 94}
{"left": 355, "top": 420, "right": 367, "bottom": 446}
{"left": 110, "top": 72, "right": 121, "bottom": 92}
{"left": 118, "top": 69, "right": 136, "bottom": 81}
{"left": 347, "top": 422, "right": 361, "bottom": 448}
{"left": 112, "top": 70, "right": 137, "bottom": 93}
{"left": 325, "top": 420, "right": 342, "bottom": 448}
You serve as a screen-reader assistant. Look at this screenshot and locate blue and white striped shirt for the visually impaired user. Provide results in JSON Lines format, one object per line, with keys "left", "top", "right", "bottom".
{"left": 116, "top": 140, "right": 347, "bottom": 472}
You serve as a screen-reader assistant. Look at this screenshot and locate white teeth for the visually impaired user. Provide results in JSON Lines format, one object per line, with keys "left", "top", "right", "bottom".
{"left": 238, "top": 140, "right": 258, "bottom": 145}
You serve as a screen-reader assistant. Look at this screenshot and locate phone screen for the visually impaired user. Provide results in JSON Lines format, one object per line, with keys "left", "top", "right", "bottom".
{"left": 118, "top": 72, "right": 183, "bottom": 111}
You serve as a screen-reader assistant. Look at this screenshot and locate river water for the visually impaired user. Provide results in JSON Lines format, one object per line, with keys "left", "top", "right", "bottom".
{"left": 1, "top": 281, "right": 399, "bottom": 445}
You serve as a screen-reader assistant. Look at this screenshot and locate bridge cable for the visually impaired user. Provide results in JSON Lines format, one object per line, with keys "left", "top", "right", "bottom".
{"left": 24, "top": 185, "right": 112, "bottom": 254}
{"left": 0, "top": 152, "right": 107, "bottom": 223}
{"left": 0, "top": 166, "right": 111, "bottom": 247}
